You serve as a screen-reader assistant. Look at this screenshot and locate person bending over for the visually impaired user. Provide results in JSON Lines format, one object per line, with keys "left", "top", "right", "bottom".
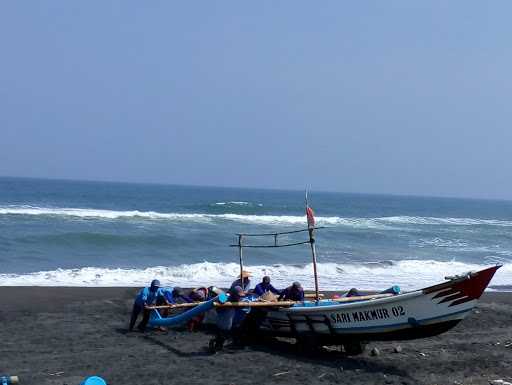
{"left": 129, "top": 279, "right": 161, "bottom": 332}
{"left": 189, "top": 287, "right": 209, "bottom": 302}
{"left": 254, "top": 276, "right": 282, "bottom": 297}
{"left": 163, "top": 287, "right": 192, "bottom": 304}
{"left": 278, "top": 281, "right": 304, "bottom": 302}
{"left": 210, "top": 285, "right": 246, "bottom": 352}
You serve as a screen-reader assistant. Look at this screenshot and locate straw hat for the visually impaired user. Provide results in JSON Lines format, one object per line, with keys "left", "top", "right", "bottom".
{"left": 240, "top": 270, "right": 252, "bottom": 278}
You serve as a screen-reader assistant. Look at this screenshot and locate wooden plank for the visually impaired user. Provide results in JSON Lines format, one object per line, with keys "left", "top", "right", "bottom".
{"left": 330, "top": 293, "right": 393, "bottom": 303}
{"left": 146, "top": 293, "right": 395, "bottom": 311}
{"left": 304, "top": 293, "right": 325, "bottom": 299}
{"left": 214, "top": 301, "right": 297, "bottom": 308}
{"left": 235, "top": 226, "right": 326, "bottom": 237}
{"left": 146, "top": 302, "right": 202, "bottom": 310}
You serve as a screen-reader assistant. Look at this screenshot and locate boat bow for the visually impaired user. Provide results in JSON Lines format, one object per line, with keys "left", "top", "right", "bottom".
{"left": 423, "top": 265, "right": 501, "bottom": 307}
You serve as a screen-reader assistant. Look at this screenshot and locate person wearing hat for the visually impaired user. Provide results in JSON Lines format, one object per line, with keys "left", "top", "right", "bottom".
{"left": 129, "top": 279, "right": 162, "bottom": 332}
{"left": 230, "top": 270, "right": 252, "bottom": 292}
{"left": 278, "top": 281, "right": 305, "bottom": 302}
{"left": 254, "top": 276, "right": 282, "bottom": 297}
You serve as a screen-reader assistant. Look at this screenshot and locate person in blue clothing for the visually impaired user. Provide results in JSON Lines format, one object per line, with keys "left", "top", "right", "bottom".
{"left": 157, "top": 286, "right": 192, "bottom": 310}
{"left": 209, "top": 285, "right": 245, "bottom": 352}
{"left": 129, "top": 279, "right": 161, "bottom": 332}
{"left": 170, "top": 287, "right": 193, "bottom": 304}
{"left": 157, "top": 286, "right": 195, "bottom": 307}
{"left": 159, "top": 286, "right": 208, "bottom": 332}
{"left": 278, "top": 281, "right": 305, "bottom": 302}
{"left": 158, "top": 286, "right": 174, "bottom": 304}
{"left": 254, "top": 276, "right": 282, "bottom": 297}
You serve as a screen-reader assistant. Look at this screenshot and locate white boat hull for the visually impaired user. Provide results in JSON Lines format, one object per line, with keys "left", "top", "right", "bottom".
{"left": 256, "top": 265, "right": 500, "bottom": 343}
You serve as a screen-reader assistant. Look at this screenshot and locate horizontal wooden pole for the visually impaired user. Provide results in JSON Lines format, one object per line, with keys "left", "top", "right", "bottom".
{"left": 146, "top": 293, "right": 394, "bottom": 311}
{"left": 330, "top": 293, "right": 393, "bottom": 303}
{"left": 146, "top": 302, "right": 202, "bottom": 310}
{"left": 214, "top": 300, "right": 297, "bottom": 308}
{"left": 229, "top": 241, "right": 311, "bottom": 248}
{"left": 218, "top": 294, "right": 393, "bottom": 307}
{"left": 148, "top": 300, "right": 297, "bottom": 310}
{"left": 235, "top": 226, "right": 326, "bottom": 237}
{"left": 304, "top": 293, "right": 324, "bottom": 298}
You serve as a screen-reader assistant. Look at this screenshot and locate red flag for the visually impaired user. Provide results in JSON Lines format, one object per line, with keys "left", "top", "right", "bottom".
{"left": 306, "top": 206, "right": 315, "bottom": 229}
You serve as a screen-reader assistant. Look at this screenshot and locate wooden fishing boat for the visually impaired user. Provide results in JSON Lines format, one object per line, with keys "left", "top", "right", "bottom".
{"left": 148, "top": 264, "right": 499, "bottom": 353}
{"left": 254, "top": 265, "right": 500, "bottom": 348}
{"left": 148, "top": 195, "right": 501, "bottom": 353}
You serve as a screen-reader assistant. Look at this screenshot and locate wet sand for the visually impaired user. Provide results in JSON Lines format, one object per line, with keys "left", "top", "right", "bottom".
{"left": 0, "top": 288, "right": 511, "bottom": 385}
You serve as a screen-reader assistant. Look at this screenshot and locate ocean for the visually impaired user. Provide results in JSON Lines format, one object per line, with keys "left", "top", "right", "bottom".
{"left": 0, "top": 177, "right": 510, "bottom": 291}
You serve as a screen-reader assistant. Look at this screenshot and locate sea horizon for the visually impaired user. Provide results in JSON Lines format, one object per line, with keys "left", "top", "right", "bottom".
{"left": 2, "top": 174, "right": 512, "bottom": 203}
{"left": 0, "top": 176, "right": 510, "bottom": 290}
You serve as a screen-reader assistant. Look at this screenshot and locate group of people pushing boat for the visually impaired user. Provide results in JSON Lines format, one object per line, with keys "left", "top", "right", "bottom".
{"left": 231, "top": 271, "right": 305, "bottom": 301}
{"left": 128, "top": 271, "right": 305, "bottom": 339}
{"left": 209, "top": 272, "right": 306, "bottom": 351}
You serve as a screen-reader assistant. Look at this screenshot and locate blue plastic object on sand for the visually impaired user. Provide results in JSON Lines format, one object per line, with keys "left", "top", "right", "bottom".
{"left": 0, "top": 375, "right": 18, "bottom": 385}
{"left": 80, "top": 376, "right": 107, "bottom": 385}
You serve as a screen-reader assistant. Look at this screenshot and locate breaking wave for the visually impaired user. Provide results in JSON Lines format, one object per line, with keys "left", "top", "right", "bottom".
{"left": 0, "top": 206, "right": 213, "bottom": 222}
{"left": 411, "top": 238, "right": 470, "bottom": 248}
{"left": 214, "top": 201, "right": 263, "bottom": 207}
{"left": 382, "top": 216, "right": 512, "bottom": 227}
{"left": 1, "top": 260, "right": 509, "bottom": 291}
{"left": 2, "top": 206, "right": 512, "bottom": 228}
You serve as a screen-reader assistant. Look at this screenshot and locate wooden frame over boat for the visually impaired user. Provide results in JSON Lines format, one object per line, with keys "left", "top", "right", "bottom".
{"left": 225, "top": 210, "right": 501, "bottom": 343}
{"left": 231, "top": 190, "right": 324, "bottom": 300}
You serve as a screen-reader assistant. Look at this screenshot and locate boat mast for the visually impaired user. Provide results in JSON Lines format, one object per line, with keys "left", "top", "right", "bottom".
{"left": 238, "top": 234, "right": 244, "bottom": 289}
{"left": 306, "top": 190, "right": 320, "bottom": 302}
{"left": 309, "top": 233, "right": 320, "bottom": 302}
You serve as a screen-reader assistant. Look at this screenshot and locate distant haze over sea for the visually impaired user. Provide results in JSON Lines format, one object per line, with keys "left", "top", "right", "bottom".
{"left": 0, "top": 177, "right": 510, "bottom": 290}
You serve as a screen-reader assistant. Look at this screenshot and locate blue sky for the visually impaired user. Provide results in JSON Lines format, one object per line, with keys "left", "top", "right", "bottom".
{"left": 1, "top": 1, "right": 511, "bottom": 199}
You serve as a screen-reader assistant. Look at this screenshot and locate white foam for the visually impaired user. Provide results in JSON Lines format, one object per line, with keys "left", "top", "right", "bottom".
{"left": 1, "top": 260, "right": 510, "bottom": 291}
{"left": 0, "top": 206, "right": 214, "bottom": 222}
{"left": 411, "top": 238, "right": 470, "bottom": 248}
{"left": 2, "top": 206, "right": 512, "bottom": 228}
{"left": 214, "top": 201, "right": 252, "bottom": 206}
{"left": 382, "top": 216, "right": 512, "bottom": 227}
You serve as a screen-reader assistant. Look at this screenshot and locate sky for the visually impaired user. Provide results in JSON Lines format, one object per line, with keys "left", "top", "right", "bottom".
{"left": 1, "top": 1, "right": 511, "bottom": 200}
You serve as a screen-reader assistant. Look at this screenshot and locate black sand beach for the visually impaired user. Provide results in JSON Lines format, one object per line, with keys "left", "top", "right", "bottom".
{"left": 1, "top": 288, "right": 511, "bottom": 385}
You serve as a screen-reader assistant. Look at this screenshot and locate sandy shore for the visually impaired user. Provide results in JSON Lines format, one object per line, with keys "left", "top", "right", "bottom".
{"left": 1, "top": 288, "right": 511, "bottom": 385}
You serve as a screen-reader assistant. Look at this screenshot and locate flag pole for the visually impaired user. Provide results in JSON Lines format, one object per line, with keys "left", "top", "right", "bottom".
{"left": 238, "top": 234, "right": 244, "bottom": 289}
{"left": 310, "top": 230, "right": 319, "bottom": 302}
{"left": 305, "top": 190, "right": 320, "bottom": 302}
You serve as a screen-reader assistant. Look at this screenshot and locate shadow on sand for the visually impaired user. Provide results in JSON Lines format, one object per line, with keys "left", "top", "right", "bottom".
{"left": 142, "top": 334, "right": 212, "bottom": 358}
{"left": 138, "top": 327, "right": 414, "bottom": 380}
{"left": 247, "top": 337, "right": 413, "bottom": 378}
